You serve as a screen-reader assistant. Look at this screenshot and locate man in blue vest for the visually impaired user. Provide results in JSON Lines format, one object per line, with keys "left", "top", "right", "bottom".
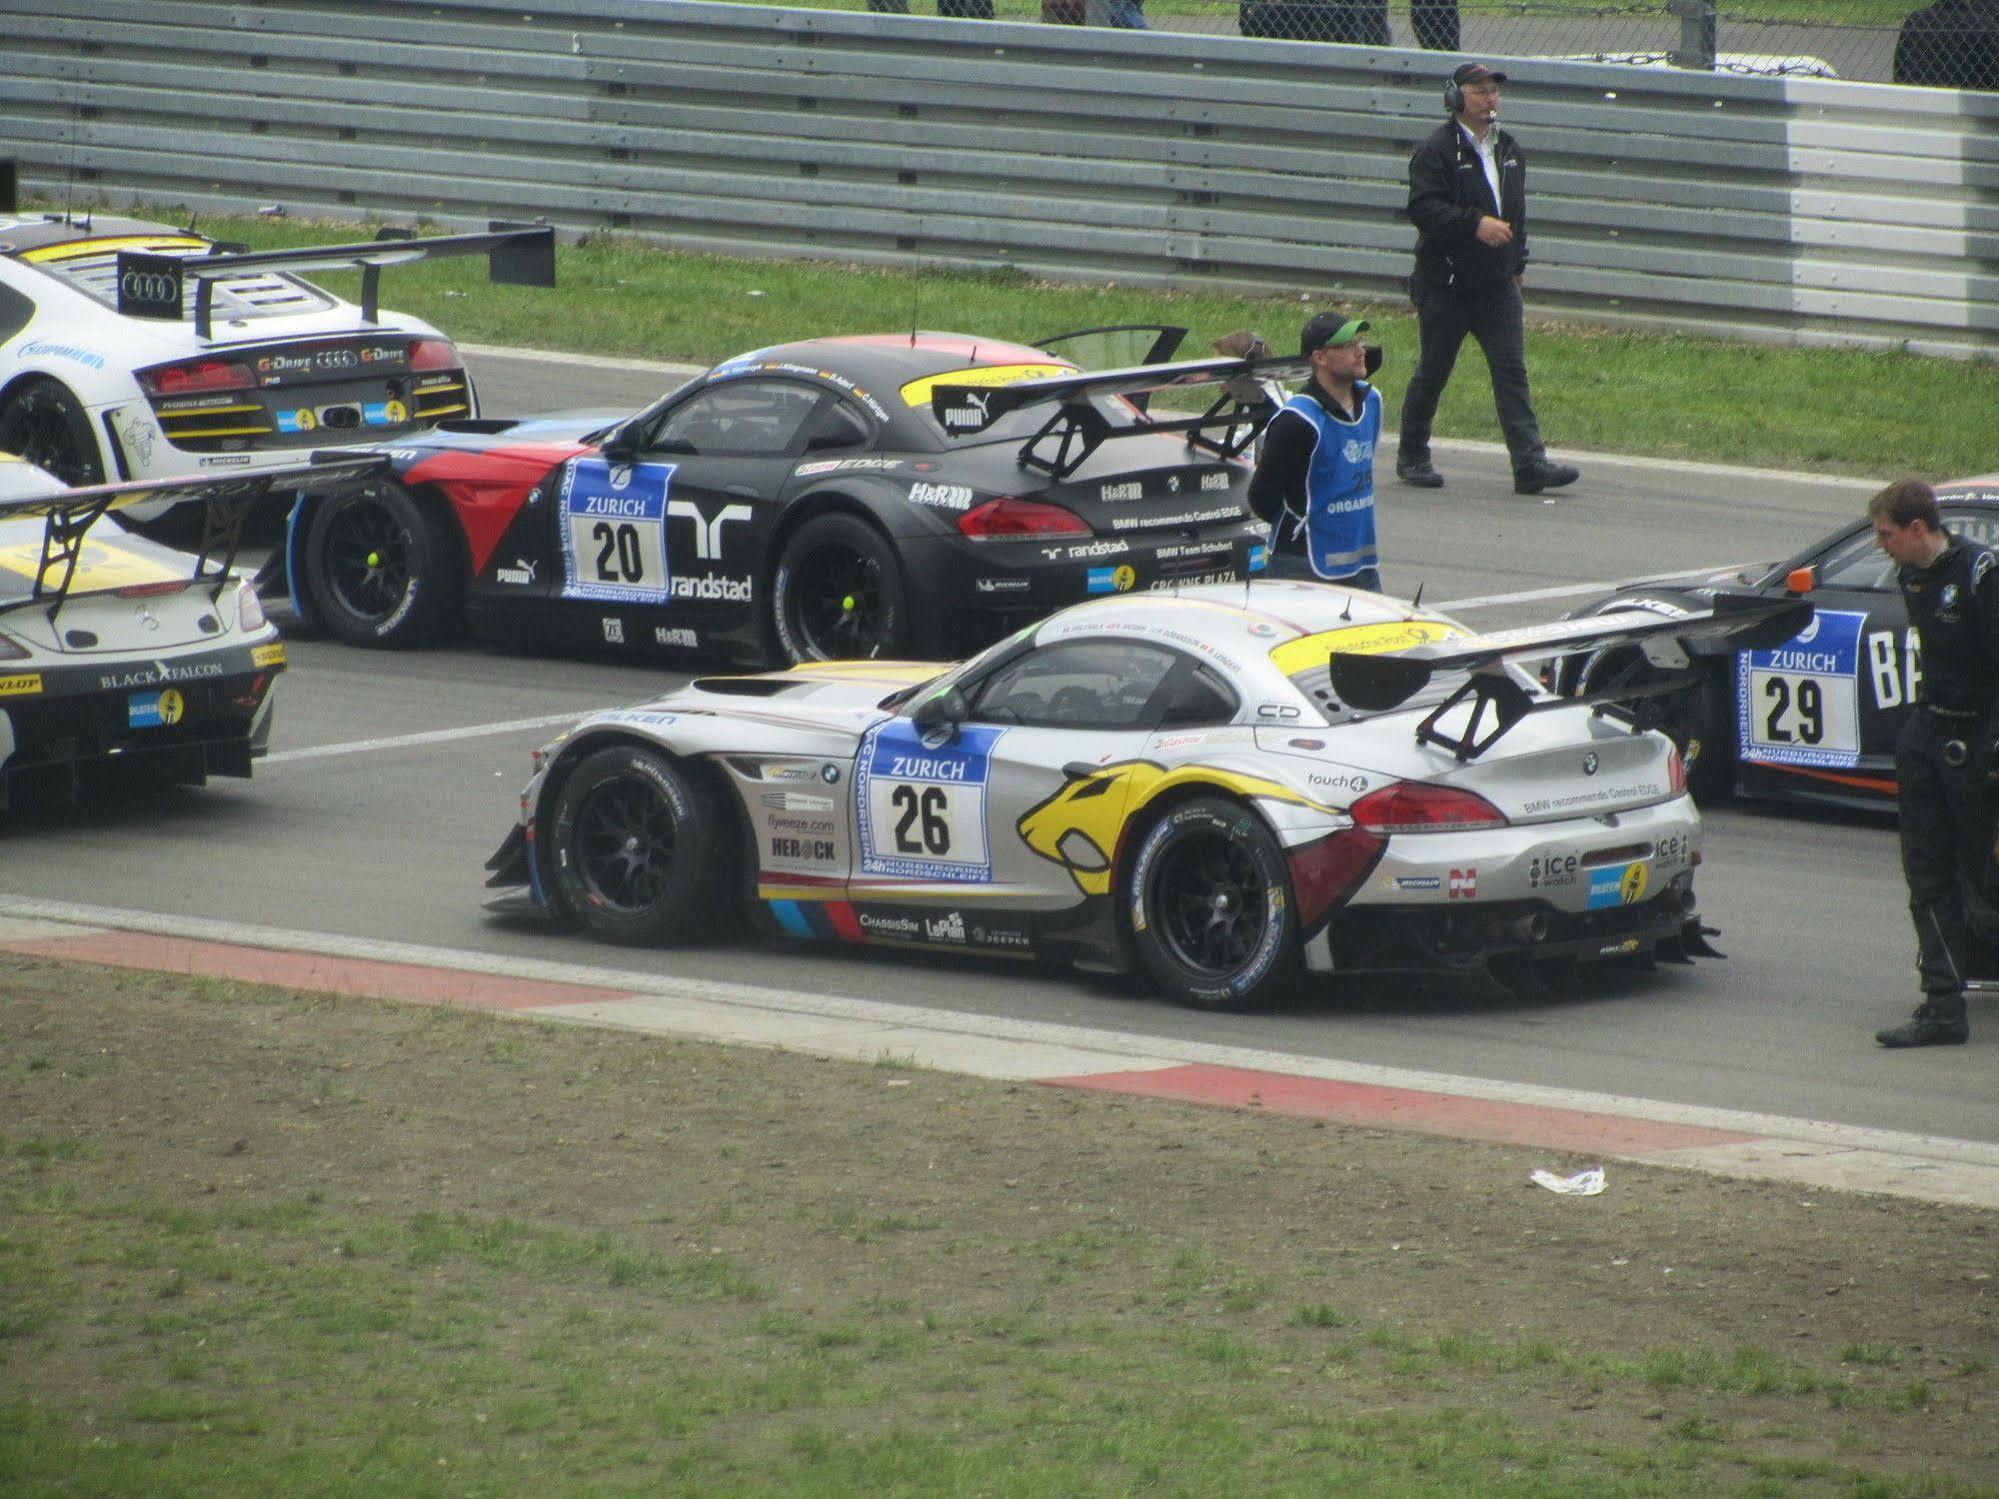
{"left": 1247, "top": 311, "right": 1384, "bottom": 590}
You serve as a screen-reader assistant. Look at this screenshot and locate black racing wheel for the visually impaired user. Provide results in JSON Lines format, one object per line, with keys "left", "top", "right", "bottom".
{"left": 547, "top": 745, "right": 733, "bottom": 945}
{"left": 301, "top": 480, "right": 460, "bottom": 647}
{"left": 1128, "top": 797, "right": 1299, "bottom": 1010}
{"left": 0, "top": 378, "right": 103, "bottom": 486}
{"left": 771, "top": 512, "right": 910, "bottom": 664}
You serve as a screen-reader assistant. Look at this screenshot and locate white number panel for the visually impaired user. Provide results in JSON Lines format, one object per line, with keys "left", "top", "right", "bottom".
{"left": 855, "top": 719, "right": 1006, "bottom": 883}
{"left": 558, "top": 457, "right": 676, "bottom": 605}
{"left": 1737, "top": 608, "right": 1866, "bottom": 768}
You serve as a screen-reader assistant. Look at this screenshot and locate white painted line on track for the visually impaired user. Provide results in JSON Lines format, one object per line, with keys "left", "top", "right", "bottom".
{"left": 5, "top": 892, "right": 1997, "bottom": 1176}
{"left": 263, "top": 712, "right": 590, "bottom": 764}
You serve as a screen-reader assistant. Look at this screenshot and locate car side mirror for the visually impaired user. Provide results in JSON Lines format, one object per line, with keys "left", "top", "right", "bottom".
{"left": 909, "top": 686, "right": 968, "bottom": 737}
{"left": 1785, "top": 566, "right": 1816, "bottom": 595}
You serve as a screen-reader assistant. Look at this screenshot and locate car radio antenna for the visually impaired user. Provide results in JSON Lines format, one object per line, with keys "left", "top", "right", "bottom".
{"left": 1411, "top": 581, "right": 1425, "bottom": 610}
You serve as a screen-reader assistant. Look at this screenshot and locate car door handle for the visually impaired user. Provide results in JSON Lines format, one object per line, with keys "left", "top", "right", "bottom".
{"left": 724, "top": 484, "right": 761, "bottom": 498}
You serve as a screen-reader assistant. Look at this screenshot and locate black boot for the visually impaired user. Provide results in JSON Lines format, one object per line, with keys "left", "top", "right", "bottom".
{"left": 1876, "top": 1001, "right": 1970, "bottom": 1048}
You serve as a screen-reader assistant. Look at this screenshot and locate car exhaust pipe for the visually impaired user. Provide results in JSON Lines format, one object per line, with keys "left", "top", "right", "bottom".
{"left": 1503, "top": 912, "right": 1549, "bottom": 944}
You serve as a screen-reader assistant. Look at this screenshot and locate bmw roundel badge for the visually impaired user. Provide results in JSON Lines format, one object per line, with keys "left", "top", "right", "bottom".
{"left": 1582, "top": 752, "right": 1600, "bottom": 776}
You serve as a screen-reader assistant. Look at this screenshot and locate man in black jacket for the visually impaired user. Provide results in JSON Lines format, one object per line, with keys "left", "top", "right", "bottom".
{"left": 1396, "top": 63, "right": 1578, "bottom": 497}
{"left": 1871, "top": 478, "right": 1999, "bottom": 1048}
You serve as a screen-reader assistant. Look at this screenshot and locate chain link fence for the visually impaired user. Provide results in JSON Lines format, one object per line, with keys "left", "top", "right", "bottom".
{"left": 854, "top": 1, "right": 1999, "bottom": 87}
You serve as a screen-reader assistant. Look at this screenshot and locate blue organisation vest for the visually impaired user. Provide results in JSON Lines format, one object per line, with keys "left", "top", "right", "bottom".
{"left": 1275, "top": 383, "right": 1381, "bottom": 581}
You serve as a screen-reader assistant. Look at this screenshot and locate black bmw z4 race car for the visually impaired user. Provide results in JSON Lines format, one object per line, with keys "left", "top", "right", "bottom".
{"left": 1553, "top": 474, "right": 1999, "bottom": 811}
{"left": 280, "top": 327, "right": 1312, "bottom": 665}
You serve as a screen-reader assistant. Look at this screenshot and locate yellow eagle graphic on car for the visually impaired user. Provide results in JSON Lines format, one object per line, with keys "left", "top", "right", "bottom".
{"left": 1016, "top": 759, "right": 1328, "bottom": 896}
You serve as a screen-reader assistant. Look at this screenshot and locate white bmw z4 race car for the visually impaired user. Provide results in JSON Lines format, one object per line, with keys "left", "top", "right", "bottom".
{"left": 486, "top": 581, "right": 1807, "bottom": 1009}
{"left": 0, "top": 162, "right": 551, "bottom": 516}
{"left": 0, "top": 450, "right": 380, "bottom": 809}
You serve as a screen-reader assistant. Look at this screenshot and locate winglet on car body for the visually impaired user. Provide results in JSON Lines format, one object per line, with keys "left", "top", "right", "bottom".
{"left": 928, "top": 353, "right": 1317, "bottom": 479}
{"left": 1329, "top": 595, "right": 1815, "bottom": 762}
{"left": 115, "top": 223, "right": 557, "bottom": 337}
{"left": 0, "top": 454, "right": 387, "bottom": 613}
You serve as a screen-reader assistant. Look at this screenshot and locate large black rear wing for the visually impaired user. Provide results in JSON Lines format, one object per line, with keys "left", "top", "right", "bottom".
{"left": 115, "top": 223, "right": 556, "bottom": 338}
{"left": 929, "top": 353, "right": 1314, "bottom": 479}
{"left": 0, "top": 455, "right": 387, "bottom": 618}
{"left": 1328, "top": 595, "right": 1813, "bottom": 761}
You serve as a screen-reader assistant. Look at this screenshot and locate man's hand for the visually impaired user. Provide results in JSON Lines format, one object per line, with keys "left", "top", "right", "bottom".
{"left": 1475, "top": 215, "right": 1514, "bottom": 248}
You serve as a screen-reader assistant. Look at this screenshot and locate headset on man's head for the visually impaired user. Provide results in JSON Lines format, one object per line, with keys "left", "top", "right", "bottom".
{"left": 1443, "top": 72, "right": 1465, "bottom": 114}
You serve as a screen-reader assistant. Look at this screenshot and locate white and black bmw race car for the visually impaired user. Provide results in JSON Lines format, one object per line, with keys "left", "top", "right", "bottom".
{"left": 486, "top": 581, "right": 1807, "bottom": 1009}
{"left": 0, "top": 162, "right": 551, "bottom": 514}
{"left": 0, "top": 450, "right": 379, "bottom": 808}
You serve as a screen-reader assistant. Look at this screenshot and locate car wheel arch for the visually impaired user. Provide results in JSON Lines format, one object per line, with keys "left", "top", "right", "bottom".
{"left": 533, "top": 735, "right": 750, "bottom": 914}
{"left": 0, "top": 372, "right": 107, "bottom": 483}
{"left": 289, "top": 475, "right": 470, "bottom": 638}
{"left": 1112, "top": 780, "right": 1280, "bottom": 914}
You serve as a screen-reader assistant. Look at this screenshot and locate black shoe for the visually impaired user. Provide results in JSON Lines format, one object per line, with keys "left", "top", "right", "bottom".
{"left": 1514, "top": 459, "right": 1580, "bottom": 494}
{"left": 1396, "top": 459, "right": 1445, "bottom": 488}
{"left": 1875, "top": 1014, "right": 1970, "bottom": 1048}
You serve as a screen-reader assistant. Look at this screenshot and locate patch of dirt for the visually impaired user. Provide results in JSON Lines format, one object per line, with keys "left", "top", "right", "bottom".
{"left": 3, "top": 955, "right": 1995, "bottom": 1487}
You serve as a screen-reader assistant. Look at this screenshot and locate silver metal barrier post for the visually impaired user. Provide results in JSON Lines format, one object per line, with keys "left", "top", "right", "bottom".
{"left": 1667, "top": 0, "right": 1718, "bottom": 70}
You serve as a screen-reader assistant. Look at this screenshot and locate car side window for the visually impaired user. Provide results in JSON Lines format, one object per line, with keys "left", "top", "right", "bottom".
{"left": 1945, "top": 506, "right": 1999, "bottom": 551}
{"left": 1815, "top": 530, "right": 1900, "bottom": 592}
{"left": 968, "top": 640, "right": 1183, "bottom": 730}
{"left": 642, "top": 380, "right": 823, "bottom": 457}
{"left": 1152, "top": 658, "right": 1240, "bottom": 729}
{"left": 796, "top": 398, "right": 875, "bottom": 453}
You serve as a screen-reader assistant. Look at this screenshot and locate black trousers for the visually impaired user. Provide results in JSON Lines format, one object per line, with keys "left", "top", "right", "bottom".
{"left": 1896, "top": 710, "right": 1994, "bottom": 1017}
{"left": 1397, "top": 277, "right": 1546, "bottom": 474}
{"left": 1411, "top": 0, "right": 1460, "bottom": 49}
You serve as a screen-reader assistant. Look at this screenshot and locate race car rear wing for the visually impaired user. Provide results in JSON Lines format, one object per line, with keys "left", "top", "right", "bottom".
{"left": 929, "top": 353, "right": 1316, "bottom": 479}
{"left": 1328, "top": 595, "right": 1813, "bottom": 761}
{"left": 0, "top": 455, "right": 387, "bottom": 621}
{"left": 115, "top": 223, "right": 556, "bottom": 339}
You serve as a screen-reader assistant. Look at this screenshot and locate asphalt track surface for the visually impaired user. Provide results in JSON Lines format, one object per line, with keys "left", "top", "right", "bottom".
{"left": 1, "top": 346, "right": 1990, "bottom": 1160}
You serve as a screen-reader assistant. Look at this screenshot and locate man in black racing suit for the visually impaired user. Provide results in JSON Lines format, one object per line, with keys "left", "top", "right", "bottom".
{"left": 1871, "top": 477, "right": 1999, "bottom": 1047}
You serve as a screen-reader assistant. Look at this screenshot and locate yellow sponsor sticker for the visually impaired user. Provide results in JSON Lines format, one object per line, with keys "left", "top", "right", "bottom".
{"left": 898, "top": 363, "right": 1074, "bottom": 408}
{"left": 252, "top": 643, "right": 287, "bottom": 668}
{"left": 0, "top": 673, "right": 42, "bottom": 697}
{"left": 1620, "top": 862, "right": 1649, "bottom": 905}
{"left": 1269, "top": 619, "right": 1464, "bottom": 677}
{"left": 383, "top": 398, "right": 408, "bottom": 424}
{"left": 0, "top": 540, "right": 180, "bottom": 591}
{"left": 18, "top": 234, "right": 206, "bottom": 263}
{"left": 157, "top": 689, "right": 185, "bottom": 725}
{"left": 1112, "top": 564, "right": 1136, "bottom": 592}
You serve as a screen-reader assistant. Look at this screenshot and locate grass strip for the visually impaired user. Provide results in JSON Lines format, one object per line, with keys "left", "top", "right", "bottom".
{"left": 46, "top": 202, "right": 1998, "bottom": 481}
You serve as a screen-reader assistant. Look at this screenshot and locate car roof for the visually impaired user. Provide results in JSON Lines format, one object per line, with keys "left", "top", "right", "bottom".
{"left": 0, "top": 212, "right": 193, "bottom": 260}
{"left": 1031, "top": 581, "right": 1470, "bottom": 678}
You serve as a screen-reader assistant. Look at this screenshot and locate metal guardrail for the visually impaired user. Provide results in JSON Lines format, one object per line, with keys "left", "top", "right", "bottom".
{"left": 5, "top": 0, "right": 1996, "bottom": 355}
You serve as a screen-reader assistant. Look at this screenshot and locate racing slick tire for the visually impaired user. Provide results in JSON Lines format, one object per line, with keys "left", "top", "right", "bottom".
{"left": 1128, "top": 796, "right": 1299, "bottom": 1010}
{"left": 771, "top": 512, "right": 911, "bottom": 665}
{"left": 301, "top": 480, "right": 460, "bottom": 648}
{"left": 1579, "top": 649, "right": 1731, "bottom": 801}
{"left": 0, "top": 378, "right": 103, "bottom": 487}
{"left": 547, "top": 745, "right": 732, "bottom": 946}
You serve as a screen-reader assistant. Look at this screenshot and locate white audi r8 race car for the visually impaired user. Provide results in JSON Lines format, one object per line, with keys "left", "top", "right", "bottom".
{"left": 486, "top": 581, "right": 1807, "bottom": 1008}
{"left": 0, "top": 162, "right": 551, "bottom": 515}
{"left": 0, "top": 449, "right": 380, "bottom": 809}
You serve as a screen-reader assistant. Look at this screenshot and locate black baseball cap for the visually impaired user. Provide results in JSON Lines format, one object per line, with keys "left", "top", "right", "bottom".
{"left": 1452, "top": 62, "right": 1508, "bottom": 86}
{"left": 1299, "top": 312, "right": 1370, "bottom": 356}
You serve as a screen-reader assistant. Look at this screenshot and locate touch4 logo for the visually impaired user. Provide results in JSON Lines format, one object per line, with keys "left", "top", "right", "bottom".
{"left": 1448, "top": 868, "right": 1477, "bottom": 900}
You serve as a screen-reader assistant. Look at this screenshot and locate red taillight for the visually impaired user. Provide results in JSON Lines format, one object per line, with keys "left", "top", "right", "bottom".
{"left": 408, "top": 337, "right": 460, "bottom": 373}
{"left": 114, "top": 581, "right": 189, "bottom": 599}
{"left": 137, "top": 358, "right": 255, "bottom": 397}
{"left": 958, "top": 497, "right": 1091, "bottom": 538}
{"left": 1350, "top": 782, "right": 1509, "bottom": 832}
{"left": 1666, "top": 745, "right": 1688, "bottom": 795}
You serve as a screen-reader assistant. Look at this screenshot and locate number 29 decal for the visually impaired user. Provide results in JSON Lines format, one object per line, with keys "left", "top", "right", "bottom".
{"left": 1738, "top": 609, "right": 1867, "bottom": 768}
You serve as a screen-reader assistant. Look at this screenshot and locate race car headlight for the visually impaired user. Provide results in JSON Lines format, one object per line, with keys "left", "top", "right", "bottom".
{"left": 238, "top": 585, "right": 267, "bottom": 632}
{"left": 958, "top": 497, "right": 1090, "bottom": 539}
{"left": 1350, "top": 782, "right": 1508, "bottom": 832}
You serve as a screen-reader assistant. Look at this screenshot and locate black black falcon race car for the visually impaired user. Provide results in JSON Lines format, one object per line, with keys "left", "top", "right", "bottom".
{"left": 1553, "top": 474, "right": 1999, "bottom": 810}
{"left": 283, "top": 327, "right": 1312, "bottom": 664}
